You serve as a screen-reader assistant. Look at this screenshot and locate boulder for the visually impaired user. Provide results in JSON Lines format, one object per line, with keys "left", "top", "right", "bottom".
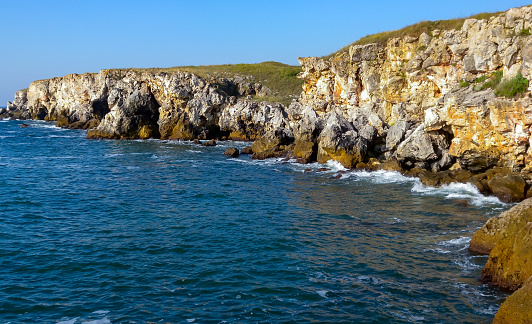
{"left": 385, "top": 120, "right": 410, "bottom": 151}
{"left": 202, "top": 139, "right": 216, "bottom": 147}
{"left": 470, "top": 198, "right": 532, "bottom": 254}
{"left": 488, "top": 174, "right": 527, "bottom": 203}
{"left": 493, "top": 276, "right": 532, "bottom": 323}
{"left": 292, "top": 106, "right": 323, "bottom": 163}
{"left": 240, "top": 146, "right": 253, "bottom": 155}
{"left": 317, "top": 111, "right": 367, "bottom": 168}
{"left": 482, "top": 221, "right": 532, "bottom": 290}
{"left": 395, "top": 125, "right": 438, "bottom": 165}
{"left": 224, "top": 147, "right": 239, "bottom": 158}
{"left": 251, "top": 128, "right": 292, "bottom": 154}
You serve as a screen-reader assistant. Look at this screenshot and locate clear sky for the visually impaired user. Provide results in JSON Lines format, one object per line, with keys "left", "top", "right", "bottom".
{"left": 1, "top": 0, "right": 531, "bottom": 106}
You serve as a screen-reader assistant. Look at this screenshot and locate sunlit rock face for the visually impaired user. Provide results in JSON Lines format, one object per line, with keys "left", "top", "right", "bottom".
{"left": 298, "top": 5, "right": 532, "bottom": 173}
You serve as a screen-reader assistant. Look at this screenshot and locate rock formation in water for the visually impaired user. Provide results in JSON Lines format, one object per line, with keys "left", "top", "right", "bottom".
{"left": 470, "top": 198, "right": 532, "bottom": 322}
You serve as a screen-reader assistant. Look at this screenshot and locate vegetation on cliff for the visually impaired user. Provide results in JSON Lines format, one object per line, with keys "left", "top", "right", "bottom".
{"left": 128, "top": 62, "right": 303, "bottom": 105}
{"left": 323, "top": 11, "right": 502, "bottom": 60}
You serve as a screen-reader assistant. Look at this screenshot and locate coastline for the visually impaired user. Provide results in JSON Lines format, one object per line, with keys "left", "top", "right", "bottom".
{"left": 4, "top": 4, "right": 532, "bottom": 322}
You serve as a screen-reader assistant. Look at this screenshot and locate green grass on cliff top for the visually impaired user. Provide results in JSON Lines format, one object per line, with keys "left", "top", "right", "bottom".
{"left": 130, "top": 62, "right": 303, "bottom": 106}
{"left": 322, "top": 11, "right": 504, "bottom": 60}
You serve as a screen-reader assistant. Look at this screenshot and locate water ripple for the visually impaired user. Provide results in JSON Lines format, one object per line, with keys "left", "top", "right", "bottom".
{"left": 0, "top": 120, "right": 508, "bottom": 323}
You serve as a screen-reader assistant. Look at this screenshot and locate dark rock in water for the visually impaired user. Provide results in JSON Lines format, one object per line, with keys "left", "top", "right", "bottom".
{"left": 224, "top": 147, "right": 239, "bottom": 158}
{"left": 251, "top": 148, "right": 288, "bottom": 160}
{"left": 20, "top": 124, "right": 30, "bottom": 128}
{"left": 202, "top": 139, "right": 217, "bottom": 147}
{"left": 240, "top": 146, "right": 253, "bottom": 155}
{"left": 374, "top": 160, "right": 403, "bottom": 172}
{"left": 454, "top": 199, "right": 470, "bottom": 207}
{"left": 488, "top": 174, "right": 526, "bottom": 203}
{"left": 56, "top": 117, "right": 69, "bottom": 128}
{"left": 193, "top": 139, "right": 202, "bottom": 145}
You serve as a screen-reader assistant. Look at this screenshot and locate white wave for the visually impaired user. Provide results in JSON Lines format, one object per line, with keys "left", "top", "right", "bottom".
{"left": 104, "top": 153, "right": 123, "bottom": 157}
{"left": 32, "top": 122, "right": 69, "bottom": 130}
{"left": 48, "top": 135, "right": 76, "bottom": 138}
{"left": 317, "top": 290, "right": 329, "bottom": 298}
{"left": 57, "top": 318, "right": 79, "bottom": 324}
{"left": 438, "top": 236, "right": 471, "bottom": 248}
{"left": 453, "top": 257, "right": 483, "bottom": 271}
{"left": 186, "top": 150, "right": 201, "bottom": 153}
{"left": 354, "top": 170, "right": 416, "bottom": 184}
{"left": 424, "top": 248, "right": 452, "bottom": 254}
{"left": 82, "top": 318, "right": 111, "bottom": 324}
{"left": 92, "top": 311, "right": 109, "bottom": 315}
{"left": 325, "top": 160, "right": 347, "bottom": 172}
{"left": 411, "top": 181, "right": 505, "bottom": 206}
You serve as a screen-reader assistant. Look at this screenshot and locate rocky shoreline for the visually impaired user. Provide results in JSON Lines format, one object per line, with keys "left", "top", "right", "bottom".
{"left": 4, "top": 4, "right": 532, "bottom": 322}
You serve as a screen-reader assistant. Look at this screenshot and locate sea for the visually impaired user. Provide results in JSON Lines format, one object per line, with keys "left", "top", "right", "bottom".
{"left": 0, "top": 118, "right": 510, "bottom": 323}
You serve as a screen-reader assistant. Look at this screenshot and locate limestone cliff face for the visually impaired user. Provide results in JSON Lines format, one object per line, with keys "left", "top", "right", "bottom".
{"left": 7, "top": 69, "right": 289, "bottom": 141}
{"left": 298, "top": 6, "right": 532, "bottom": 173}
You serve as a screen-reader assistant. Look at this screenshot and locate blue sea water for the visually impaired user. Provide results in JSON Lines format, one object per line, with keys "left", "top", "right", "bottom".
{"left": 0, "top": 119, "right": 510, "bottom": 323}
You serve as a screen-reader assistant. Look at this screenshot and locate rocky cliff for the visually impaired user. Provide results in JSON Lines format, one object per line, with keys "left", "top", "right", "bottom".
{"left": 6, "top": 7, "right": 532, "bottom": 204}
{"left": 3, "top": 69, "right": 291, "bottom": 142}
{"left": 5, "top": 6, "right": 532, "bottom": 198}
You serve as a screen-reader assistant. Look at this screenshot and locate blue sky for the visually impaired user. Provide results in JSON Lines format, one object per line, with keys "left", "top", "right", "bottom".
{"left": 1, "top": 0, "right": 531, "bottom": 105}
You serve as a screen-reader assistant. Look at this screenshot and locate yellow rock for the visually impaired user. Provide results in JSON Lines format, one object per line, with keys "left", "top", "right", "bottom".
{"left": 470, "top": 198, "right": 532, "bottom": 254}
{"left": 482, "top": 221, "right": 532, "bottom": 290}
{"left": 493, "top": 276, "right": 532, "bottom": 323}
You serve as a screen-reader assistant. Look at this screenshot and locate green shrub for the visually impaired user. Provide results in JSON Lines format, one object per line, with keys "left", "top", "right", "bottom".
{"left": 474, "top": 75, "right": 488, "bottom": 84}
{"left": 495, "top": 72, "right": 530, "bottom": 97}
{"left": 460, "top": 80, "right": 470, "bottom": 87}
{"left": 520, "top": 28, "right": 531, "bottom": 36}
{"left": 480, "top": 71, "right": 503, "bottom": 90}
